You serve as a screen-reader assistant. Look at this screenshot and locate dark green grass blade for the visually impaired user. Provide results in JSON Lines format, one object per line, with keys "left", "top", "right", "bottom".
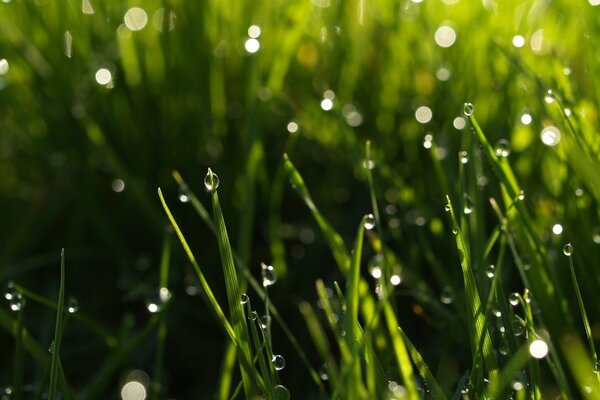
{"left": 13, "top": 292, "right": 24, "bottom": 400}
{"left": 48, "top": 248, "right": 66, "bottom": 400}
{"left": 151, "top": 229, "right": 172, "bottom": 400}
{"left": 283, "top": 154, "right": 350, "bottom": 271}
{"left": 445, "top": 196, "right": 498, "bottom": 386}
{"left": 207, "top": 168, "right": 259, "bottom": 397}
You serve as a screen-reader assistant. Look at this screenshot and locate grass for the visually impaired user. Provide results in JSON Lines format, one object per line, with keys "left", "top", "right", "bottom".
{"left": 2, "top": 0, "right": 600, "bottom": 398}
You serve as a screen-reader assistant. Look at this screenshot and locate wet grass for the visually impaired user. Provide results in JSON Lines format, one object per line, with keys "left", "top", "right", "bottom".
{"left": 2, "top": 0, "right": 600, "bottom": 398}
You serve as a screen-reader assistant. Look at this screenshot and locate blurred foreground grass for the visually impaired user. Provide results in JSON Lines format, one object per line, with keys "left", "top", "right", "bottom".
{"left": 2, "top": 0, "right": 600, "bottom": 398}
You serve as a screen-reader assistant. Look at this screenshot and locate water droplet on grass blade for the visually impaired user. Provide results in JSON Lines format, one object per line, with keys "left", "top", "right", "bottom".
{"left": 260, "top": 315, "right": 271, "bottom": 329}
{"left": 273, "top": 385, "right": 290, "bottom": 400}
{"left": 440, "top": 286, "right": 454, "bottom": 304}
{"left": 529, "top": 339, "right": 548, "bottom": 359}
{"left": 261, "top": 263, "right": 277, "bottom": 287}
{"left": 8, "top": 291, "right": 24, "bottom": 312}
{"left": 563, "top": 243, "right": 573, "bottom": 256}
{"left": 512, "top": 319, "right": 524, "bottom": 336}
{"left": 204, "top": 169, "right": 220, "bottom": 191}
{"left": 67, "top": 297, "right": 79, "bottom": 314}
{"left": 509, "top": 292, "right": 520, "bottom": 306}
{"left": 249, "top": 311, "right": 258, "bottom": 321}
{"left": 363, "top": 159, "right": 376, "bottom": 170}
{"left": 240, "top": 293, "right": 249, "bottom": 304}
{"left": 364, "top": 214, "right": 376, "bottom": 230}
{"left": 178, "top": 185, "right": 190, "bottom": 203}
{"left": 272, "top": 354, "right": 286, "bottom": 370}
{"left": 494, "top": 139, "right": 511, "bottom": 157}
{"left": 458, "top": 150, "right": 469, "bottom": 164}
{"left": 463, "top": 103, "right": 474, "bottom": 116}
{"left": 486, "top": 265, "right": 495, "bottom": 279}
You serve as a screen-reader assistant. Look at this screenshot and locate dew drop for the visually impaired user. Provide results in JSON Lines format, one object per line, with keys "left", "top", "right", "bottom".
{"left": 494, "top": 139, "right": 511, "bottom": 158}
{"left": 463, "top": 103, "right": 474, "bottom": 116}
{"left": 541, "top": 126, "right": 561, "bottom": 146}
{"left": 249, "top": 310, "right": 258, "bottom": 321}
{"left": 518, "top": 190, "right": 525, "bottom": 201}
{"left": 440, "top": 286, "right": 454, "bottom": 304}
{"left": 260, "top": 314, "right": 271, "bottom": 329}
{"left": 563, "top": 243, "right": 573, "bottom": 256}
{"left": 204, "top": 169, "right": 220, "bottom": 191}
{"left": 485, "top": 265, "right": 495, "bottom": 279}
{"left": 146, "top": 287, "right": 171, "bottom": 313}
{"left": 451, "top": 227, "right": 458, "bottom": 235}
{"left": 67, "top": 297, "right": 79, "bottom": 314}
{"left": 261, "top": 263, "right": 277, "bottom": 287}
{"left": 444, "top": 204, "right": 451, "bottom": 212}
{"left": 458, "top": 150, "right": 469, "bottom": 164}
{"left": 363, "top": 159, "right": 376, "bottom": 170}
{"left": 529, "top": 339, "right": 548, "bottom": 359}
{"left": 48, "top": 340, "right": 55, "bottom": 354}
{"left": 178, "top": 185, "right": 190, "bottom": 203}
{"left": 493, "top": 308, "right": 502, "bottom": 318}
{"left": 240, "top": 293, "right": 249, "bottom": 304}
{"left": 273, "top": 385, "right": 290, "bottom": 400}
{"left": 544, "top": 89, "right": 554, "bottom": 104}
{"left": 8, "top": 291, "right": 24, "bottom": 312}
{"left": 512, "top": 319, "right": 524, "bottom": 336}
{"left": 363, "top": 214, "right": 376, "bottom": 230}
{"left": 272, "top": 354, "right": 286, "bottom": 370}
{"left": 509, "top": 292, "right": 520, "bottom": 306}
{"left": 368, "top": 254, "right": 383, "bottom": 279}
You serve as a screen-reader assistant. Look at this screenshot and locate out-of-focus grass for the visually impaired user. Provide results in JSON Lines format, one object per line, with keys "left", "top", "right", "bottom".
{"left": 2, "top": 0, "right": 600, "bottom": 398}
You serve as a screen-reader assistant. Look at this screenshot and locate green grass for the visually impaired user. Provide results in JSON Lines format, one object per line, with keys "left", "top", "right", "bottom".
{"left": 2, "top": 0, "right": 600, "bottom": 398}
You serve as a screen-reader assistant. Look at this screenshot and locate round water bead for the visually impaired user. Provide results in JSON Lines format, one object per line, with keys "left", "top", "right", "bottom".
{"left": 508, "top": 292, "right": 520, "bottom": 307}
{"left": 463, "top": 103, "right": 475, "bottom": 116}
{"left": 146, "top": 287, "right": 171, "bottom": 313}
{"left": 529, "top": 339, "right": 548, "bottom": 359}
{"left": 248, "top": 310, "right": 258, "bottom": 321}
{"left": 261, "top": 263, "right": 277, "bottom": 287}
{"left": 458, "top": 150, "right": 469, "bottom": 164}
{"left": 273, "top": 385, "right": 290, "bottom": 400}
{"left": 203, "top": 169, "right": 220, "bottom": 191}
{"left": 240, "top": 293, "right": 249, "bottom": 305}
{"left": 272, "top": 354, "right": 286, "bottom": 370}
{"left": 563, "top": 243, "right": 573, "bottom": 257}
{"left": 364, "top": 214, "right": 376, "bottom": 230}
{"left": 9, "top": 291, "right": 24, "bottom": 312}
{"left": 178, "top": 185, "right": 190, "bottom": 203}
{"left": 494, "top": 139, "right": 511, "bottom": 158}
{"left": 485, "top": 264, "right": 496, "bottom": 279}
{"left": 363, "top": 159, "right": 376, "bottom": 170}
{"left": 440, "top": 286, "right": 454, "bottom": 304}
{"left": 260, "top": 314, "right": 271, "bottom": 329}
{"left": 512, "top": 319, "right": 524, "bottom": 336}
{"left": 67, "top": 297, "right": 79, "bottom": 314}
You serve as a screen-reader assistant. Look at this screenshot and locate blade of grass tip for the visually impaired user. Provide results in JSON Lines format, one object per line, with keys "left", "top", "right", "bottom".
{"left": 151, "top": 229, "right": 172, "bottom": 400}
{"left": 445, "top": 196, "right": 499, "bottom": 385}
{"left": 566, "top": 244, "right": 599, "bottom": 376}
{"left": 206, "top": 168, "right": 259, "bottom": 397}
{"left": 298, "top": 301, "right": 340, "bottom": 388}
{"left": 49, "top": 248, "right": 66, "bottom": 400}
{"left": 283, "top": 154, "right": 350, "bottom": 271}
{"left": 345, "top": 216, "right": 368, "bottom": 399}
{"left": 171, "top": 173, "right": 324, "bottom": 392}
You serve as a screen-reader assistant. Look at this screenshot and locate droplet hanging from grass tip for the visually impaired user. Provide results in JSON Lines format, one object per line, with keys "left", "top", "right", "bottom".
{"left": 261, "top": 263, "right": 277, "bottom": 287}
{"left": 463, "top": 102, "right": 474, "bottom": 116}
{"left": 204, "top": 169, "right": 220, "bottom": 191}
{"left": 494, "top": 139, "right": 511, "bottom": 158}
{"left": 364, "top": 214, "right": 376, "bottom": 230}
{"left": 563, "top": 243, "right": 573, "bottom": 256}
{"left": 272, "top": 354, "right": 286, "bottom": 370}
{"left": 273, "top": 385, "right": 290, "bottom": 400}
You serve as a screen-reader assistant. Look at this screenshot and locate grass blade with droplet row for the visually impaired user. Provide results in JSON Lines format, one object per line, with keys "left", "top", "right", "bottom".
{"left": 48, "top": 248, "right": 66, "bottom": 400}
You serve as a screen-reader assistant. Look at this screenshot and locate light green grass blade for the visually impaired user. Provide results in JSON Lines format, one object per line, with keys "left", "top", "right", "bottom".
{"left": 207, "top": 168, "right": 259, "bottom": 397}
{"left": 445, "top": 196, "right": 499, "bottom": 386}
{"left": 48, "top": 248, "right": 66, "bottom": 400}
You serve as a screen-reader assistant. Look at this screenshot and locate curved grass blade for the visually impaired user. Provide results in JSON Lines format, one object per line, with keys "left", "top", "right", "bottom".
{"left": 445, "top": 196, "right": 498, "bottom": 387}
{"left": 48, "top": 248, "right": 66, "bottom": 400}
{"left": 207, "top": 168, "right": 259, "bottom": 397}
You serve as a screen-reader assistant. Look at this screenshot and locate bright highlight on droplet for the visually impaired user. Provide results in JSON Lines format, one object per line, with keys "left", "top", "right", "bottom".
{"left": 286, "top": 121, "right": 298, "bottom": 133}
{"left": 0, "top": 59, "right": 9, "bottom": 75}
{"left": 435, "top": 25, "right": 457, "bottom": 48}
{"left": 512, "top": 35, "right": 525, "bottom": 48}
{"left": 323, "top": 89, "right": 336, "bottom": 100}
{"left": 589, "top": 0, "right": 600, "bottom": 6}
{"left": 390, "top": 275, "right": 402, "bottom": 286}
{"left": 248, "top": 25, "right": 261, "bottom": 38}
{"left": 552, "top": 223, "right": 563, "bottom": 235}
{"left": 121, "top": 381, "right": 147, "bottom": 400}
{"left": 529, "top": 339, "right": 549, "bottom": 359}
{"left": 320, "top": 98, "right": 333, "bottom": 111}
{"left": 521, "top": 113, "right": 532, "bottom": 125}
{"left": 95, "top": 68, "right": 112, "bottom": 85}
{"left": 124, "top": 7, "right": 148, "bottom": 31}
{"left": 541, "top": 126, "right": 561, "bottom": 146}
{"left": 436, "top": 67, "right": 451, "bottom": 81}
{"left": 244, "top": 38, "right": 260, "bottom": 53}
{"left": 415, "top": 106, "right": 432, "bottom": 124}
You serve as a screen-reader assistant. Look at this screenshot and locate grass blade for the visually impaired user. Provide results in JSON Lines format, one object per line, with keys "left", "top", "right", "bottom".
{"left": 206, "top": 168, "right": 259, "bottom": 397}
{"left": 48, "top": 248, "right": 66, "bottom": 400}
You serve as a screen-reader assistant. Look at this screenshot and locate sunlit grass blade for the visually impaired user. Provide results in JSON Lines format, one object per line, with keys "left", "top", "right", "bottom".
{"left": 445, "top": 196, "right": 498, "bottom": 388}
{"left": 48, "top": 248, "right": 66, "bottom": 400}
{"left": 206, "top": 167, "right": 259, "bottom": 397}
{"left": 344, "top": 216, "right": 367, "bottom": 399}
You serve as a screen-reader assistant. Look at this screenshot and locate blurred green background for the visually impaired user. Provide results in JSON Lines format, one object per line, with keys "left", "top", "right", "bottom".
{"left": 2, "top": 0, "right": 600, "bottom": 398}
